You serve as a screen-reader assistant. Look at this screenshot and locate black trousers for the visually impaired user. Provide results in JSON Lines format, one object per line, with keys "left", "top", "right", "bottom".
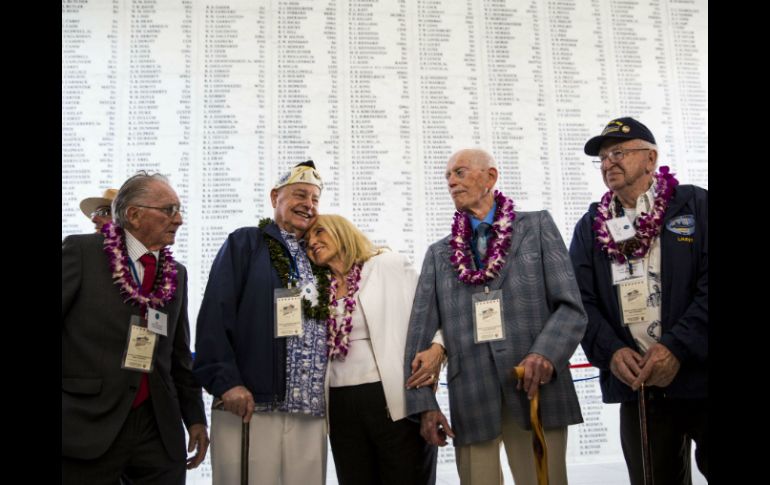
{"left": 620, "top": 393, "right": 708, "bottom": 485}
{"left": 329, "top": 381, "right": 437, "bottom": 485}
{"left": 62, "top": 401, "right": 185, "bottom": 485}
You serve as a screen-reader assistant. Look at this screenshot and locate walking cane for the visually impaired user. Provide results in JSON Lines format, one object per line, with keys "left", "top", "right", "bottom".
{"left": 213, "top": 399, "right": 250, "bottom": 485}
{"left": 638, "top": 383, "right": 654, "bottom": 485}
{"left": 241, "top": 420, "right": 250, "bottom": 485}
{"left": 513, "top": 366, "right": 549, "bottom": 485}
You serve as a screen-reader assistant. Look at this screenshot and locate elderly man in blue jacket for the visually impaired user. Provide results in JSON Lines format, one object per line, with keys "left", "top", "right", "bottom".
{"left": 194, "top": 161, "right": 330, "bottom": 485}
{"left": 569, "top": 117, "right": 708, "bottom": 485}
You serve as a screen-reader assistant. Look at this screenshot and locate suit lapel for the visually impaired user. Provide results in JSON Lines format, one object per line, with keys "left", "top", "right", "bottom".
{"left": 486, "top": 211, "right": 527, "bottom": 291}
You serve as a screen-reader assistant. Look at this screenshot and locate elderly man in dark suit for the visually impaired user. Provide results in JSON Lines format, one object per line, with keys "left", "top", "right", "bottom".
{"left": 62, "top": 172, "right": 208, "bottom": 485}
{"left": 404, "top": 149, "right": 587, "bottom": 485}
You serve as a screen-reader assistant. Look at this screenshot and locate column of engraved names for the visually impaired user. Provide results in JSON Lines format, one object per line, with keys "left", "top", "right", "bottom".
{"left": 480, "top": 0, "right": 529, "bottom": 203}
{"left": 62, "top": 0, "right": 119, "bottom": 237}
{"left": 273, "top": 0, "right": 311, "bottom": 170}
{"left": 122, "top": 0, "right": 194, "bottom": 262}
{"left": 119, "top": 0, "right": 197, "bottom": 260}
{"left": 416, "top": 0, "right": 479, "bottom": 244}
{"left": 391, "top": 0, "right": 416, "bottom": 256}
{"left": 668, "top": 0, "right": 707, "bottom": 187}
{"left": 322, "top": 0, "right": 340, "bottom": 209}
{"left": 606, "top": 0, "right": 678, "bottom": 171}
{"left": 175, "top": 0, "right": 192, "bottom": 260}
{"left": 272, "top": 0, "right": 339, "bottom": 207}
{"left": 526, "top": 0, "right": 554, "bottom": 210}
{"left": 546, "top": 0, "right": 601, "bottom": 236}
{"left": 197, "top": 3, "right": 259, "bottom": 296}
{"left": 124, "top": 0, "right": 163, "bottom": 175}
{"left": 344, "top": 0, "right": 406, "bottom": 239}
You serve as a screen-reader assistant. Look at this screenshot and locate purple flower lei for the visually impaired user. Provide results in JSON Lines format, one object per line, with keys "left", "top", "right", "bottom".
{"left": 593, "top": 166, "right": 679, "bottom": 264}
{"left": 101, "top": 222, "right": 178, "bottom": 308}
{"left": 449, "top": 190, "right": 516, "bottom": 285}
{"left": 325, "top": 263, "right": 363, "bottom": 360}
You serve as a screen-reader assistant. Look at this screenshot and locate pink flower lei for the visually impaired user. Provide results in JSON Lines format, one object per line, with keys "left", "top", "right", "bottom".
{"left": 593, "top": 166, "right": 679, "bottom": 264}
{"left": 449, "top": 190, "right": 516, "bottom": 285}
{"left": 325, "top": 263, "right": 363, "bottom": 360}
{"left": 101, "top": 222, "right": 178, "bottom": 308}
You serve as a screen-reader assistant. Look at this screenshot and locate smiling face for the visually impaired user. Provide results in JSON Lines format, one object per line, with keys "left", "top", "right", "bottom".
{"left": 306, "top": 224, "right": 341, "bottom": 268}
{"left": 599, "top": 139, "right": 657, "bottom": 195}
{"left": 271, "top": 183, "right": 321, "bottom": 237}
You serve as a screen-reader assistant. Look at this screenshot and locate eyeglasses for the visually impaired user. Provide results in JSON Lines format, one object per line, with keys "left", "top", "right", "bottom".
{"left": 135, "top": 204, "right": 184, "bottom": 218}
{"left": 592, "top": 148, "right": 650, "bottom": 168}
{"left": 90, "top": 207, "right": 111, "bottom": 218}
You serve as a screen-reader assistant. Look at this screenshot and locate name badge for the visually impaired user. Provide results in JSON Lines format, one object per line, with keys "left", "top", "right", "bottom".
{"left": 606, "top": 216, "right": 636, "bottom": 242}
{"left": 611, "top": 259, "right": 646, "bottom": 285}
{"left": 147, "top": 309, "right": 168, "bottom": 336}
{"left": 122, "top": 316, "right": 158, "bottom": 373}
{"left": 274, "top": 288, "right": 303, "bottom": 338}
{"left": 618, "top": 278, "right": 650, "bottom": 326}
{"left": 472, "top": 289, "right": 505, "bottom": 343}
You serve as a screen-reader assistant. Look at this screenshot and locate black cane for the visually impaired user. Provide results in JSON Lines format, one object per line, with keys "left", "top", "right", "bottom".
{"left": 214, "top": 398, "right": 250, "bottom": 485}
{"left": 638, "top": 383, "right": 653, "bottom": 485}
{"left": 241, "top": 420, "right": 250, "bottom": 485}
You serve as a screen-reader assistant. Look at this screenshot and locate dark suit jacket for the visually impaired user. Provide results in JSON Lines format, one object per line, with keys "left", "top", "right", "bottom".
{"left": 62, "top": 232, "right": 206, "bottom": 460}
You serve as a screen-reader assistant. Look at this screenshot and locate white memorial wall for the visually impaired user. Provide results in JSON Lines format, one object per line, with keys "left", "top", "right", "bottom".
{"left": 62, "top": 1, "right": 707, "bottom": 482}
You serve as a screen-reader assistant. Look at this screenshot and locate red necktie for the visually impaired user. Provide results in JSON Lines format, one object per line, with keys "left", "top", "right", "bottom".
{"left": 131, "top": 253, "right": 156, "bottom": 408}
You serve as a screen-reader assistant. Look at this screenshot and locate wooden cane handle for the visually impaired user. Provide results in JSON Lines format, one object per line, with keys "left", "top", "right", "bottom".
{"left": 513, "top": 366, "right": 525, "bottom": 380}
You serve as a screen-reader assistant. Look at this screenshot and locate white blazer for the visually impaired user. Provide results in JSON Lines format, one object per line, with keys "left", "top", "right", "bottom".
{"left": 356, "top": 250, "right": 442, "bottom": 421}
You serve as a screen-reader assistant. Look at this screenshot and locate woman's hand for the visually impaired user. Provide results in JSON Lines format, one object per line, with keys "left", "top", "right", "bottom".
{"left": 406, "top": 343, "right": 445, "bottom": 391}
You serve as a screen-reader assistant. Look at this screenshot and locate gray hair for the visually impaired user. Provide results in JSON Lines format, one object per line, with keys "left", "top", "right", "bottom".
{"left": 112, "top": 171, "right": 171, "bottom": 228}
{"left": 636, "top": 139, "right": 658, "bottom": 152}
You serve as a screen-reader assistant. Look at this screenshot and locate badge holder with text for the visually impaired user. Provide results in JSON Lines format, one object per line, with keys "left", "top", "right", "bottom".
{"left": 472, "top": 287, "right": 506, "bottom": 343}
{"left": 121, "top": 314, "right": 158, "bottom": 373}
{"left": 274, "top": 285, "right": 304, "bottom": 338}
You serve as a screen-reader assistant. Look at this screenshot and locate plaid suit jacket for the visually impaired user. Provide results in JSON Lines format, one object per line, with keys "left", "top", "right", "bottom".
{"left": 404, "top": 210, "right": 586, "bottom": 446}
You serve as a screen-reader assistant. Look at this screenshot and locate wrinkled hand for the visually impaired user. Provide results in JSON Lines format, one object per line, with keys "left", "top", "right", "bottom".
{"left": 631, "top": 343, "right": 680, "bottom": 390}
{"left": 186, "top": 423, "right": 210, "bottom": 469}
{"left": 514, "top": 353, "right": 554, "bottom": 400}
{"left": 420, "top": 409, "right": 455, "bottom": 447}
{"left": 610, "top": 347, "right": 644, "bottom": 387}
{"left": 222, "top": 385, "right": 255, "bottom": 423}
{"left": 407, "top": 343, "right": 445, "bottom": 391}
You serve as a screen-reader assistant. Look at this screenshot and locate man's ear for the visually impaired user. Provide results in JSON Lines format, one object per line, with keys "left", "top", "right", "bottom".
{"left": 487, "top": 166, "right": 499, "bottom": 189}
{"left": 125, "top": 206, "right": 141, "bottom": 230}
{"left": 270, "top": 189, "right": 279, "bottom": 208}
{"left": 647, "top": 150, "right": 658, "bottom": 173}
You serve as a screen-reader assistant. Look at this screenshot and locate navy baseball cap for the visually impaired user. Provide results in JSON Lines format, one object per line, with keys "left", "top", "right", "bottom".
{"left": 584, "top": 117, "right": 656, "bottom": 156}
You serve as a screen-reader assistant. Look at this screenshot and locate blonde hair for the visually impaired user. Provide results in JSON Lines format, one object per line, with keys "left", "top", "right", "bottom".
{"left": 307, "top": 214, "right": 384, "bottom": 272}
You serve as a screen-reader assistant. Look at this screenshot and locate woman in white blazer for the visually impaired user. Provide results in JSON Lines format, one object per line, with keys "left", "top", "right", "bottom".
{"left": 306, "top": 214, "right": 444, "bottom": 485}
